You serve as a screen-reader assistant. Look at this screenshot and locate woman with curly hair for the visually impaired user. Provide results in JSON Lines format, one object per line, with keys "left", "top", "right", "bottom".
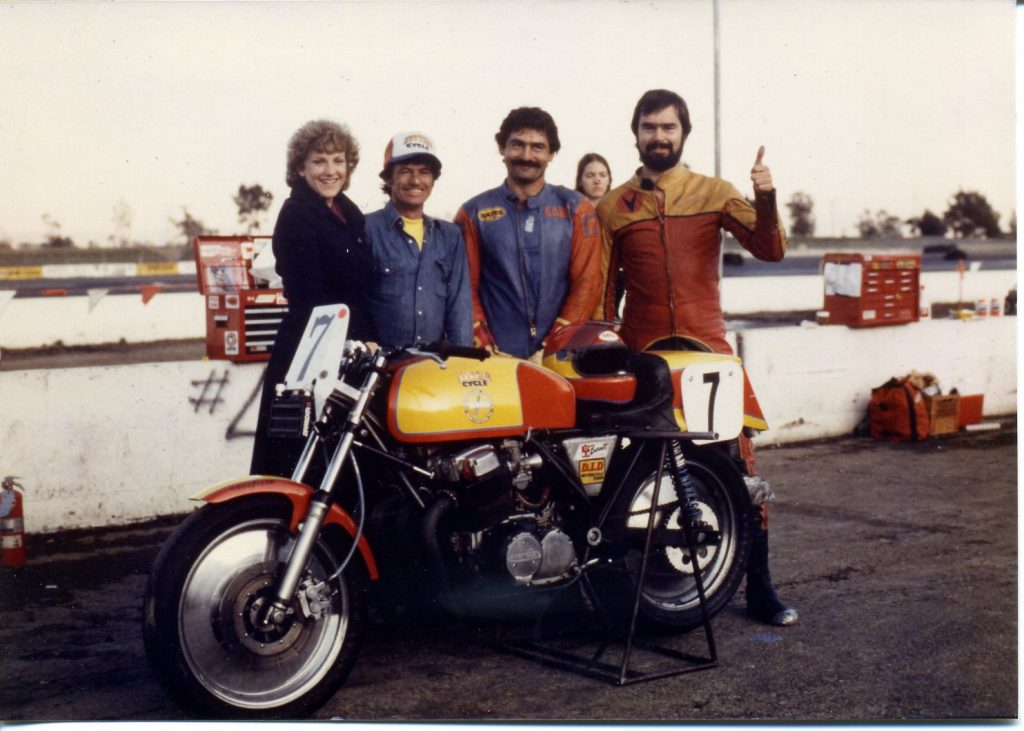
{"left": 251, "top": 119, "right": 378, "bottom": 477}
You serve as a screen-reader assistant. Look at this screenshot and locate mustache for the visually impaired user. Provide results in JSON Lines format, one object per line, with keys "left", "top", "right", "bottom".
{"left": 509, "top": 159, "right": 543, "bottom": 169}
{"left": 645, "top": 142, "right": 674, "bottom": 153}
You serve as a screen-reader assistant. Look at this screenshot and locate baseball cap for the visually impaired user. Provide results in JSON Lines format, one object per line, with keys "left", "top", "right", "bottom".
{"left": 383, "top": 131, "right": 441, "bottom": 168}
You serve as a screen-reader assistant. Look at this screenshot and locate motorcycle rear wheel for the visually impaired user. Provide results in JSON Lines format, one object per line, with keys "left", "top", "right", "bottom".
{"left": 591, "top": 443, "right": 752, "bottom": 633}
{"left": 143, "top": 495, "right": 365, "bottom": 719}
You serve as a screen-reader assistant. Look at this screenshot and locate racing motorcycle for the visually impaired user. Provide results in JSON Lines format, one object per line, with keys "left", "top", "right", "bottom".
{"left": 143, "top": 304, "right": 766, "bottom": 718}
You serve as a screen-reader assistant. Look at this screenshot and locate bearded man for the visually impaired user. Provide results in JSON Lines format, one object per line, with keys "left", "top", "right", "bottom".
{"left": 596, "top": 88, "right": 797, "bottom": 626}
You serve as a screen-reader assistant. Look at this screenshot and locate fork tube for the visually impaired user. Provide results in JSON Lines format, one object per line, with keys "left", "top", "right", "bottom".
{"left": 289, "top": 432, "right": 321, "bottom": 484}
{"left": 268, "top": 351, "right": 385, "bottom": 618}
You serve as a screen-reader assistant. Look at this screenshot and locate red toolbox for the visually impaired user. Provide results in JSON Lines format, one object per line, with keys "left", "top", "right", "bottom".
{"left": 821, "top": 252, "right": 921, "bottom": 327}
{"left": 193, "top": 235, "right": 287, "bottom": 362}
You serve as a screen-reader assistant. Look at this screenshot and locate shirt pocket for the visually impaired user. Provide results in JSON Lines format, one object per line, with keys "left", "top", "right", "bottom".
{"left": 373, "top": 257, "right": 407, "bottom": 298}
{"left": 431, "top": 258, "right": 452, "bottom": 299}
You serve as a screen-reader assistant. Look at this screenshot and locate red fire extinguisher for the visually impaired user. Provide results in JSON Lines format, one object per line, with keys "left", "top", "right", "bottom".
{"left": 1, "top": 476, "right": 25, "bottom": 567}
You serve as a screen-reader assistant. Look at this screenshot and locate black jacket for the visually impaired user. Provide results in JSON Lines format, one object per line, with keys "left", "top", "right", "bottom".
{"left": 272, "top": 177, "right": 376, "bottom": 343}
{"left": 251, "top": 178, "right": 377, "bottom": 476}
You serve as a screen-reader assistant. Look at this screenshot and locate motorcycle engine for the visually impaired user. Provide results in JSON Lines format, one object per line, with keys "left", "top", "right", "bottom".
{"left": 429, "top": 440, "right": 579, "bottom": 586}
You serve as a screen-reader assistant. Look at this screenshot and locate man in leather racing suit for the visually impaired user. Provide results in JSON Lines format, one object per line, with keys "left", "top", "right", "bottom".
{"left": 455, "top": 107, "right": 602, "bottom": 360}
{"left": 597, "top": 88, "right": 798, "bottom": 626}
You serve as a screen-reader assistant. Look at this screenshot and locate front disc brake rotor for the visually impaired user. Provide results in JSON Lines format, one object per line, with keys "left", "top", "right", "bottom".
{"left": 219, "top": 562, "right": 305, "bottom": 657}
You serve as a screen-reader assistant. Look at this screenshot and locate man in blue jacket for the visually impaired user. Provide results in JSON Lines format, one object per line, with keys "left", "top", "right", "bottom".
{"left": 455, "top": 107, "right": 602, "bottom": 360}
{"left": 365, "top": 132, "right": 473, "bottom": 348}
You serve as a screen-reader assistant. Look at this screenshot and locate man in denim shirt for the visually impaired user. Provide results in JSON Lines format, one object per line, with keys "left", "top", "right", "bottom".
{"left": 365, "top": 132, "right": 473, "bottom": 348}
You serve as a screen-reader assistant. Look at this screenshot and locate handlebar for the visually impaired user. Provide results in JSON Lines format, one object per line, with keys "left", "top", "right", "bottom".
{"left": 423, "top": 341, "right": 492, "bottom": 361}
{"left": 397, "top": 341, "right": 491, "bottom": 363}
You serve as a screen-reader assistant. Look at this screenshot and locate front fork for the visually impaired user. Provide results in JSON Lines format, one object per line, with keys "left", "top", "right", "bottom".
{"left": 262, "top": 349, "right": 385, "bottom": 626}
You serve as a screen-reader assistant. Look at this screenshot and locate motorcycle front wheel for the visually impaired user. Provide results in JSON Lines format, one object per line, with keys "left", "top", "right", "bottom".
{"left": 143, "top": 495, "right": 365, "bottom": 719}
{"left": 590, "top": 442, "right": 752, "bottom": 633}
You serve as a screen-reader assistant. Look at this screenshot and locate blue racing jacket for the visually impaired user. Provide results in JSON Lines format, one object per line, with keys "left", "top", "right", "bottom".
{"left": 455, "top": 182, "right": 601, "bottom": 358}
{"left": 364, "top": 201, "right": 473, "bottom": 348}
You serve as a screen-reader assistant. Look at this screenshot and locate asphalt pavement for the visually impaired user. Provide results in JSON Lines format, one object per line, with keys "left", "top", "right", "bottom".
{"left": 0, "top": 421, "right": 1016, "bottom": 722}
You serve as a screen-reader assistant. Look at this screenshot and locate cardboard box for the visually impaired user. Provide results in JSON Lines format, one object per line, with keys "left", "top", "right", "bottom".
{"left": 957, "top": 394, "right": 984, "bottom": 428}
{"left": 925, "top": 393, "right": 960, "bottom": 436}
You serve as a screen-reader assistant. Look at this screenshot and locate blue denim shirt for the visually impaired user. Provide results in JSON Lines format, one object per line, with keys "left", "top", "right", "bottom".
{"left": 364, "top": 202, "right": 473, "bottom": 348}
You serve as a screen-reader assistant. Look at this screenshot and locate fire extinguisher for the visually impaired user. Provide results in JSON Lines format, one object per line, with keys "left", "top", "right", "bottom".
{"left": 1, "top": 476, "right": 25, "bottom": 567}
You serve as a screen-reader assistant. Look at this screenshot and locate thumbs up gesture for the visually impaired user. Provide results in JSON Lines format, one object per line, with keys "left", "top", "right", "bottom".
{"left": 750, "top": 145, "right": 774, "bottom": 193}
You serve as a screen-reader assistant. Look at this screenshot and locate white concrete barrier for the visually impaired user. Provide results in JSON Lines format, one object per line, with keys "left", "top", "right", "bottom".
{"left": 0, "top": 292, "right": 204, "bottom": 349}
{"left": 0, "top": 316, "right": 1015, "bottom": 534}
{"left": 2, "top": 269, "right": 1016, "bottom": 350}
{"left": 1, "top": 360, "right": 263, "bottom": 533}
{"left": 742, "top": 316, "right": 1017, "bottom": 445}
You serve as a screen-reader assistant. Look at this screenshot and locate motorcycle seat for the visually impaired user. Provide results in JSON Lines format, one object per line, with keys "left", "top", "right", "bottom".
{"left": 574, "top": 352, "right": 678, "bottom": 431}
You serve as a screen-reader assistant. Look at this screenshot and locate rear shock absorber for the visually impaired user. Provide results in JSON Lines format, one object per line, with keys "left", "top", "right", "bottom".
{"left": 668, "top": 440, "right": 703, "bottom": 523}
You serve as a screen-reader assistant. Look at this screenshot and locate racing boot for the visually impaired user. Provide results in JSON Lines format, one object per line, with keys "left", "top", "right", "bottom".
{"left": 745, "top": 514, "right": 798, "bottom": 626}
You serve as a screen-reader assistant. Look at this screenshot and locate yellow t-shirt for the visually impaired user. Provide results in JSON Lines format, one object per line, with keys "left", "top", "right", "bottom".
{"left": 402, "top": 216, "right": 425, "bottom": 249}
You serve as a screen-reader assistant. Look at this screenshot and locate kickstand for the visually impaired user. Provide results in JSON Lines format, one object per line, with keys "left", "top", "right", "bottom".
{"left": 495, "top": 440, "right": 718, "bottom": 685}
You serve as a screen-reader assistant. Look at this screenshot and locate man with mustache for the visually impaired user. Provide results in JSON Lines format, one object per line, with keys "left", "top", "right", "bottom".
{"left": 455, "top": 107, "right": 602, "bottom": 359}
{"left": 365, "top": 131, "right": 472, "bottom": 348}
{"left": 597, "top": 89, "right": 797, "bottom": 626}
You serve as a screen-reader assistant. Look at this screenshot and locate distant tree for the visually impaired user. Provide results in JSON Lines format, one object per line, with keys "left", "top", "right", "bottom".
{"left": 233, "top": 184, "right": 274, "bottom": 234}
{"left": 109, "top": 199, "right": 133, "bottom": 248}
{"left": 1007, "top": 211, "right": 1016, "bottom": 239}
{"left": 942, "top": 190, "right": 1001, "bottom": 238}
{"left": 785, "top": 191, "right": 816, "bottom": 236}
{"left": 906, "top": 209, "right": 947, "bottom": 237}
{"left": 856, "top": 210, "right": 878, "bottom": 238}
{"left": 170, "top": 208, "right": 215, "bottom": 244}
{"left": 856, "top": 209, "right": 902, "bottom": 239}
{"left": 41, "top": 213, "right": 75, "bottom": 248}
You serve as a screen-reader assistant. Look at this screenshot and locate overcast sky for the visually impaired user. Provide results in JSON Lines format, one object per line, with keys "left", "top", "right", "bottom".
{"left": 0, "top": 0, "right": 1016, "bottom": 245}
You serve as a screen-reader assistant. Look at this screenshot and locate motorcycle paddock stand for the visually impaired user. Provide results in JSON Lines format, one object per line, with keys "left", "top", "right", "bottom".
{"left": 494, "top": 436, "right": 718, "bottom": 686}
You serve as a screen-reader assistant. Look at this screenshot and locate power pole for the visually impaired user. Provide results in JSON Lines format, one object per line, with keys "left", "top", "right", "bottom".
{"left": 713, "top": 0, "right": 721, "bottom": 178}
{"left": 714, "top": 0, "right": 723, "bottom": 277}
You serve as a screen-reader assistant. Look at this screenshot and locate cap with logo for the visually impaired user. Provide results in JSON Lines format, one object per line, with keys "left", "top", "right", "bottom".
{"left": 383, "top": 131, "right": 441, "bottom": 169}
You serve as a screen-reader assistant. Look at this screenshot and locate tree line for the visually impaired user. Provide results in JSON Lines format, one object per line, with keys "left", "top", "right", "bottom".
{"left": 2, "top": 183, "right": 1013, "bottom": 251}
{"left": 785, "top": 189, "right": 1014, "bottom": 240}
{"left": 0, "top": 184, "right": 274, "bottom": 251}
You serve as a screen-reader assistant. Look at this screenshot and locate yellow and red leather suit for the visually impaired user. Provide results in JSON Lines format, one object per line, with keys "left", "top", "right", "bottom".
{"left": 596, "top": 165, "right": 787, "bottom": 354}
{"left": 597, "top": 165, "right": 787, "bottom": 492}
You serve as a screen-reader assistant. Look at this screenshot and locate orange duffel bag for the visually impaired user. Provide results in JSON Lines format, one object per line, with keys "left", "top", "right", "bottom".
{"left": 868, "top": 376, "right": 930, "bottom": 442}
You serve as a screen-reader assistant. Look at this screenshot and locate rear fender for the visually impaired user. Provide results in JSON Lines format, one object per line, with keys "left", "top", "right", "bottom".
{"left": 191, "top": 476, "right": 379, "bottom": 580}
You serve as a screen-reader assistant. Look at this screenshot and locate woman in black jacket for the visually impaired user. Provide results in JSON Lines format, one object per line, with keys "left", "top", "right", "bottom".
{"left": 251, "top": 119, "right": 378, "bottom": 477}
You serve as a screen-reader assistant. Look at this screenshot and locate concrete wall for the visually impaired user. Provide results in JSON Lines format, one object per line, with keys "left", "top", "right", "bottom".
{"left": 2, "top": 268, "right": 1016, "bottom": 349}
{"left": 740, "top": 317, "right": 1017, "bottom": 445}
{"left": 1, "top": 360, "right": 262, "bottom": 533}
{"left": 0, "top": 316, "right": 1015, "bottom": 534}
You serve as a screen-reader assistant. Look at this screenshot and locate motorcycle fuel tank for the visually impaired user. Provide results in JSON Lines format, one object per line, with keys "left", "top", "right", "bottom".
{"left": 387, "top": 354, "right": 575, "bottom": 443}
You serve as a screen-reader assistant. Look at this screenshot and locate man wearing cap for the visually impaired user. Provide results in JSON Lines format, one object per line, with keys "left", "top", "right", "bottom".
{"left": 364, "top": 132, "right": 473, "bottom": 348}
{"left": 455, "top": 107, "right": 602, "bottom": 360}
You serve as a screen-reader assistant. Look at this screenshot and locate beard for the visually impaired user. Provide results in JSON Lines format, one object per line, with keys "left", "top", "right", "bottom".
{"left": 638, "top": 141, "right": 683, "bottom": 172}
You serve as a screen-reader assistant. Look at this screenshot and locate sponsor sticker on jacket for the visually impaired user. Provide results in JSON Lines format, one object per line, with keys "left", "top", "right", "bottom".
{"left": 478, "top": 207, "right": 506, "bottom": 223}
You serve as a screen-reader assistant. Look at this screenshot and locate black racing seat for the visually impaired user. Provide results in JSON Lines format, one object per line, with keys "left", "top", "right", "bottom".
{"left": 574, "top": 352, "right": 678, "bottom": 431}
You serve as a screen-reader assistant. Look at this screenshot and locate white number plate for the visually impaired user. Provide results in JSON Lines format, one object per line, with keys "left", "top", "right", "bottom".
{"left": 284, "top": 304, "right": 351, "bottom": 390}
{"left": 679, "top": 360, "right": 743, "bottom": 444}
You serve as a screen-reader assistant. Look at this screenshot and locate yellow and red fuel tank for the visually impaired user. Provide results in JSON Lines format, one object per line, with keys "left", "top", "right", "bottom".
{"left": 386, "top": 354, "right": 576, "bottom": 443}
